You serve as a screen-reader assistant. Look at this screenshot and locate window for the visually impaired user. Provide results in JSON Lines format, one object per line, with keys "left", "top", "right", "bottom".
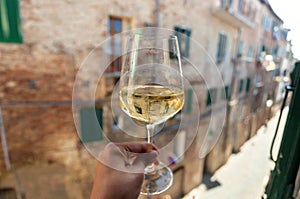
{"left": 262, "top": 14, "right": 271, "bottom": 32}
{"left": 280, "top": 29, "right": 288, "bottom": 40}
{"left": 238, "top": 79, "right": 244, "bottom": 93}
{"left": 246, "top": 78, "right": 251, "bottom": 93}
{"left": 247, "top": 5, "right": 252, "bottom": 18}
{"left": 0, "top": 0, "right": 23, "bottom": 43}
{"left": 221, "top": 85, "right": 231, "bottom": 100}
{"left": 272, "top": 45, "right": 279, "bottom": 57}
{"left": 247, "top": 45, "right": 254, "bottom": 58}
{"left": 221, "top": 0, "right": 233, "bottom": 8}
{"left": 221, "top": 0, "right": 226, "bottom": 8}
{"left": 237, "top": 40, "right": 244, "bottom": 56}
{"left": 238, "top": 0, "right": 244, "bottom": 13}
{"left": 174, "top": 26, "right": 192, "bottom": 58}
{"left": 229, "top": 0, "right": 233, "bottom": 8}
{"left": 272, "top": 20, "right": 279, "bottom": 33}
{"left": 216, "top": 32, "right": 227, "bottom": 62}
{"left": 221, "top": 0, "right": 232, "bottom": 8}
{"left": 251, "top": 9, "right": 257, "bottom": 21}
{"left": 257, "top": 44, "right": 266, "bottom": 59}
{"left": 206, "top": 88, "right": 218, "bottom": 107}
{"left": 107, "top": 16, "right": 132, "bottom": 75}
{"left": 79, "top": 107, "right": 103, "bottom": 143}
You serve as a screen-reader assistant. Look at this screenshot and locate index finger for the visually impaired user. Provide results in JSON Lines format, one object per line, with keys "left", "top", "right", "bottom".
{"left": 115, "top": 142, "right": 159, "bottom": 153}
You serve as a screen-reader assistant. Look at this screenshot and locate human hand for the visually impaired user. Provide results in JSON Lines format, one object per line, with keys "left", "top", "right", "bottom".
{"left": 90, "top": 142, "right": 159, "bottom": 199}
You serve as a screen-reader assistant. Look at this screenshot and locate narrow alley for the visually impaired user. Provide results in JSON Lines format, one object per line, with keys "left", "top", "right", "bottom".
{"left": 184, "top": 108, "right": 288, "bottom": 199}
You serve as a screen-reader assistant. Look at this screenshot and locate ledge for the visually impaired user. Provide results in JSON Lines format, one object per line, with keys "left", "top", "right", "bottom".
{"left": 212, "top": 7, "right": 255, "bottom": 29}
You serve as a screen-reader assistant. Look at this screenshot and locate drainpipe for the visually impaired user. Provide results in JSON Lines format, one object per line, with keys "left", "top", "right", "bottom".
{"left": 0, "top": 106, "right": 11, "bottom": 171}
{"left": 155, "top": 0, "right": 160, "bottom": 27}
{"left": 223, "top": 28, "right": 242, "bottom": 153}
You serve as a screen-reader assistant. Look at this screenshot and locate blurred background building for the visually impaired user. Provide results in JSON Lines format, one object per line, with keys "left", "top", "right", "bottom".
{"left": 0, "top": 0, "right": 296, "bottom": 198}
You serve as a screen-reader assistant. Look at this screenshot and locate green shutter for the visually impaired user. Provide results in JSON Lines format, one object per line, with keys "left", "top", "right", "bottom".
{"left": 174, "top": 26, "right": 181, "bottom": 44}
{"left": 217, "top": 33, "right": 227, "bottom": 62}
{"left": 79, "top": 107, "right": 103, "bottom": 143}
{"left": 184, "top": 28, "right": 191, "bottom": 58}
{"left": 226, "top": 85, "right": 231, "bottom": 100}
{"left": 185, "top": 88, "right": 193, "bottom": 113}
{"left": 221, "top": 85, "right": 231, "bottom": 100}
{"left": 217, "top": 33, "right": 222, "bottom": 61}
{"left": 173, "top": 26, "right": 182, "bottom": 59}
{"left": 0, "top": 0, "right": 23, "bottom": 43}
{"left": 169, "top": 36, "right": 176, "bottom": 59}
{"left": 206, "top": 89, "right": 212, "bottom": 107}
{"left": 246, "top": 78, "right": 251, "bottom": 93}
{"left": 174, "top": 26, "right": 192, "bottom": 58}
{"left": 239, "top": 79, "right": 244, "bottom": 93}
{"left": 223, "top": 34, "right": 227, "bottom": 60}
{"left": 206, "top": 88, "right": 217, "bottom": 107}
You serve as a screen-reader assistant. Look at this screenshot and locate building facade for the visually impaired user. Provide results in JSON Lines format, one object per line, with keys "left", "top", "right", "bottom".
{"left": 0, "top": 0, "right": 293, "bottom": 198}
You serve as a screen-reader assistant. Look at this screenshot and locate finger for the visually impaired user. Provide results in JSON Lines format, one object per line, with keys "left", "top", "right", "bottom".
{"left": 115, "top": 142, "right": 159, "bottom": 153}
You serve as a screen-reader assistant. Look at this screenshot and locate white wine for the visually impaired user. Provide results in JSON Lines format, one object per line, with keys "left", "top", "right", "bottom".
{"left": 119, "top": 85, "right": 184, "bottom": 124}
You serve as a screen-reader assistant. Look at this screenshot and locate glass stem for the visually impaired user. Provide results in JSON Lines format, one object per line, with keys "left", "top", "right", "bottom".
{"left": 145, "top": 124, "right": 156, "bottom": 172}
{"left": 146, "top": 124, "right": 155, "bottom": 144}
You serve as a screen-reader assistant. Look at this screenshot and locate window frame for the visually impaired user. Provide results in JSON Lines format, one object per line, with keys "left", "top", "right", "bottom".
{"left": 106, "top": 15, "right": 133, "bottom": 75}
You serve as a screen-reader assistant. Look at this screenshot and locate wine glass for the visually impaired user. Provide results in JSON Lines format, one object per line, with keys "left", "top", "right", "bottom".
{"left": 118, "top": 31, "right": 185, "bottom": 195}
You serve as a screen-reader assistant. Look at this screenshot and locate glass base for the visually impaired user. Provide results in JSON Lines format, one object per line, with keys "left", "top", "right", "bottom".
{"left": 140, "top": 162, "right": 173, "bottom": 195}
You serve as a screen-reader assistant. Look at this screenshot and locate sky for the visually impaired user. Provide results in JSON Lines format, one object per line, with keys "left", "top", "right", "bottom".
{"left": 268, "top": 0, "right": 300, "bottom": 59}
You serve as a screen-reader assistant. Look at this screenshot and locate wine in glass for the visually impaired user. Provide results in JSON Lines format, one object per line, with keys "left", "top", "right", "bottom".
{"left": 119, "top": 31, "right": 185, "bottom": 195}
